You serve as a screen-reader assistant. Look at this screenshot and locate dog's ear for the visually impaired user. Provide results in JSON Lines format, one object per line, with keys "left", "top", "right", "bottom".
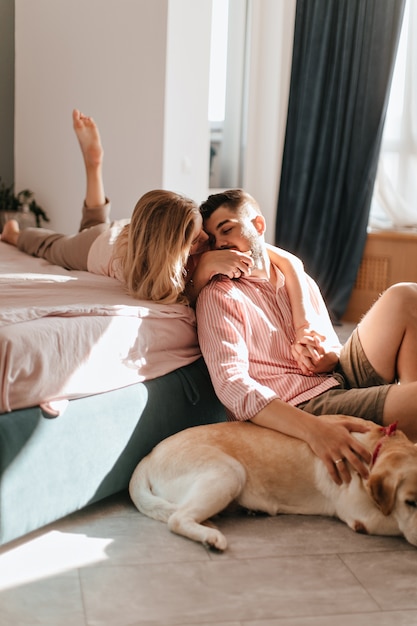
{"left": 368, "top": 471, "right": 399, "bottom": 516}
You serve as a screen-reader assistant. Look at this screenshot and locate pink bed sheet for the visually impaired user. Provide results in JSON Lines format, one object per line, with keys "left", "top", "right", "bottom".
{"left": 0, "top": 242, "right": 201, "bottom": 413}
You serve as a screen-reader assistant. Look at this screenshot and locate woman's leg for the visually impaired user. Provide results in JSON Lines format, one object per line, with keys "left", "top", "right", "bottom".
{"left": 1, "top": 109, "right": 111, "bottom": 269}
{"left": 1, "top": 220, "right": 20, "bottom": 246}
{"left": 15, "top": 222, "right": 108, "bottom": 270}
{"left": 72, "top": 109, "right": 111, "bottom": 230}
{"left": 72, "top": 109, "right": 106, "bottom": 212}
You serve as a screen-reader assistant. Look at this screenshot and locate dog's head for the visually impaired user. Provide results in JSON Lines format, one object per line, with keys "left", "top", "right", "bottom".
{"left": 367, "top": 429, "right": 417, "bottom": 546}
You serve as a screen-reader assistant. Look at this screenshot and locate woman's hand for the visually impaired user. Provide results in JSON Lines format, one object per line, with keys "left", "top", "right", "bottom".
{"left": 291, "top": 326, "right": 339, "bottom": 375}
{"left": 198, "top": 249, "right": 254, "bottom": 281}
{"left": 291, "top": 342, "right": 339, "bottom": 375}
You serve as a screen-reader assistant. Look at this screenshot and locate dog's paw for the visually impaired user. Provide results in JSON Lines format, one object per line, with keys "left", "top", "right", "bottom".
{"left": 200, "top": 520, "right": 227, "bottom": 551}
{"left": 203, "top": 530, "right": 227, "bottom": 552}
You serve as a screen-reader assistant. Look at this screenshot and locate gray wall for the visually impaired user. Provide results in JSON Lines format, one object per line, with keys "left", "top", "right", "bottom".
{"left": 0, "top": 0, "right": 14, "bottom": 186}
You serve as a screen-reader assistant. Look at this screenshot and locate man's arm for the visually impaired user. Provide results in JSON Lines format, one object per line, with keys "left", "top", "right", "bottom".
{"left": 196, "top": 281, "right": 370, "bottom": 485}
{"left": 251, "top": 398, "right": 370, "bottom": 485}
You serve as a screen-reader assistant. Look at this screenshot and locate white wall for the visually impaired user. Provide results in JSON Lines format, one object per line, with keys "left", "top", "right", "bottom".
{"left": 164, "top": 1, "right": 212, "bottom": 203}
{"left": 14, "top": 0, "right": 295, "bottom": 237}
{"left": 243, "top": 0, "right": 296, "bottom": 242}
{"left": 15, "top": 0, "right": 211, "bottom": 233}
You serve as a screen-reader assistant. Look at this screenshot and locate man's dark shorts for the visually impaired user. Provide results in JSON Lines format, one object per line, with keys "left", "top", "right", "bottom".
{"left": 297, "top": 328, "right": 391, "bottom": 424}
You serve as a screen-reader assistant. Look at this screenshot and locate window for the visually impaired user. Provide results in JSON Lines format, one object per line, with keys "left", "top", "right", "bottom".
{"left": 208, "top": 0, "right": 248, "bottom": 189}
{"left": 370, "top": 1, "right": 417, "bottom": 229}
{"left": 208, "top": 0, "right": 229, "bottom": 125}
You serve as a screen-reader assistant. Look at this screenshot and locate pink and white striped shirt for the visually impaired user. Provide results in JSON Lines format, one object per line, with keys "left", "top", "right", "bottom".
{"left": 196, "top": 266, "right": 340, "bottom": 421}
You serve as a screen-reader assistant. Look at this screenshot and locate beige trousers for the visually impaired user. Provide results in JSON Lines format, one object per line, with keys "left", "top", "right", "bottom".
{"left": 17, "top": 200, "right": 112, "bottom": 271}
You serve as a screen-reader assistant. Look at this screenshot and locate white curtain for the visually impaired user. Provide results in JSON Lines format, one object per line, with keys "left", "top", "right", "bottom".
{"left": 369, "top": 0, "right": 417, "bottom": 229}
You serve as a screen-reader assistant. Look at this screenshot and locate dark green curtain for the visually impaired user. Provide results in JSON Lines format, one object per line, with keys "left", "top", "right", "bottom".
{"left": 275, "top": 0, "right": 405, "bottom": 320}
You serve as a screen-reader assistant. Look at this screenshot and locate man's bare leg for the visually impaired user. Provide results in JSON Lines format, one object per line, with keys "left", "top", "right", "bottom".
{"left": 382, "top": 382, "right": 417, "bottom": 441}
{"left": 358, "top": 282, "right": 417, "bottom": 384}
{"left": 355, "top": 282, "right": 417, "bottom": 440}
{"left": 72, "top": 109, "right": 106, "bottom": 208}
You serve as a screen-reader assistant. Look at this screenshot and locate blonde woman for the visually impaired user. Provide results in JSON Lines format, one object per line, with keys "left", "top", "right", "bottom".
{"left": 1, "top": 110, "right": 253, "bottom": 305}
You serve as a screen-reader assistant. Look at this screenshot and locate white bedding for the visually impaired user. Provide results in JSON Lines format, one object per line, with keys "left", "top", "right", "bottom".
{"left": 0, "top": 242, "right": 201, "bottom": 413}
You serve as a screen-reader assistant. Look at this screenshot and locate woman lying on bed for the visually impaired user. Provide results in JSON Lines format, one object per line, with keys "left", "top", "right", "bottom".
{"left": 1, "top": 110, "right": 321, "bottom": 363}
{"left": 1, "top": 110, "right": 253, "bottom": 306}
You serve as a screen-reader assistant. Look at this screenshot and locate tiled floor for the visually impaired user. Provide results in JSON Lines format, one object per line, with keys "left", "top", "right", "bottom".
{"left": 1, "top": 322, "right": 417, "bottom": 625}
{"left": 1, "top": 492, "right": 417, "bottom": 625}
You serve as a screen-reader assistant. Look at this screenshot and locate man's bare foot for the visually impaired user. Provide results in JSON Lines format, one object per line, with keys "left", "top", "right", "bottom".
{"left": 1, "top": 220, "right": 20, "bottom": 246}
{"left": 72, "top": 109, "right": 103, "bottom": 168}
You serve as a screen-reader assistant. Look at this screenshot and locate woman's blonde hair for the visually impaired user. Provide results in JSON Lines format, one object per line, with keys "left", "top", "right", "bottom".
{"left": 114, "top": 189, "right": 199, "bottom": 305}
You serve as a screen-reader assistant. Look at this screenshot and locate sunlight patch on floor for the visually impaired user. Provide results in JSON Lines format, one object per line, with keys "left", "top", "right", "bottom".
{"left": 0, "top": 530, "right": 113, "bottom": 591}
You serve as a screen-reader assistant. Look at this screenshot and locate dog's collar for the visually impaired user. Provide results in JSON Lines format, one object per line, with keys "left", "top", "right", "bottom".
{"left": 371, "top": 421, "right": 398, "bottom": 466}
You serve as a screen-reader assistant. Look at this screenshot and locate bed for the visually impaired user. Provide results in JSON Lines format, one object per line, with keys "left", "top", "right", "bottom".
{"left": 0, "top": 241, "right": 225, "bottom": 545}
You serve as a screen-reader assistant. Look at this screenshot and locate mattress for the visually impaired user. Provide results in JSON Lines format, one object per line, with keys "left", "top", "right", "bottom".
{"left": 0, "top": 357, "right": 226, "bottom": 545}
{"left": 0, "top": 241, "right": 201, "bottom": 413}
{"left": 0, "top": 240, "right": 226, "bottom": 544}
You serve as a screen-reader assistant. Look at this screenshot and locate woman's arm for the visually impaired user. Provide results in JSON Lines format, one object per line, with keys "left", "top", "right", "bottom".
{"left": 266, "top": 243, "right": 313, "bottom": 333}
{"left": 266, "top": 243, "right": 341, "bottom": 374}
{"left": 185, "top": 249, "right": 253, "bottom": 305}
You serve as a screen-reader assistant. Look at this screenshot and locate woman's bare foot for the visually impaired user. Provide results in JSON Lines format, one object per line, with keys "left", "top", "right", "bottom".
{"left": 1, "top": 220, "right": 20, "bottom": 246}
{"left": 72, "top": 109, "right": 103, "bottom": 169}
{"left": 73, "top": 109, "right": 106, "bottom": 208}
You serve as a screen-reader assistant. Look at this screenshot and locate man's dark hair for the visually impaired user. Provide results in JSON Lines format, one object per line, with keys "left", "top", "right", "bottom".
{"left": 200, "top": 189, "right": 253, "bottom": 220}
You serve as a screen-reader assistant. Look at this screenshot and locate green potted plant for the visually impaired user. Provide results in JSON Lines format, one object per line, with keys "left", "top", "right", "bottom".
{"left": 0, "top": 178, "right": 50, "bottom": 230}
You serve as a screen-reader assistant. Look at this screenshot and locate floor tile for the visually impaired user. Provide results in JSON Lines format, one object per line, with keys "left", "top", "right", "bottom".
{"left": 341, "top": 551, "right": 417, "bottom": 610}
{"left": 0, "top": 570, "right": 85, "bottom": 625}
{"left": 0, "top": 528, "right": 113, "bottom": 591}
{"left": 59, "top": 508, "right": 211, "bottom": 567}
{"left": 80, "top": 555, "right": 378, "bottom": 625}
{"left": 206, "top": 513, "right": 410, "bottom": 559}
{"left": 245, "top": 610, "right": 417, "bottom": 625}
{"left": 3, "top": 492, "right": 415, "bottom": 625}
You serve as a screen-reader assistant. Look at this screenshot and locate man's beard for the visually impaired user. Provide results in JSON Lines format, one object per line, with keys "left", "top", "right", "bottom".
{"left": 241, "top": 224, "right": 264, "bottom": 270}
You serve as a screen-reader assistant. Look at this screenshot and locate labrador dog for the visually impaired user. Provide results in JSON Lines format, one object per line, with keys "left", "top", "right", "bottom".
{"left": 129, "top": 417, "right": 417, "bottom": 551}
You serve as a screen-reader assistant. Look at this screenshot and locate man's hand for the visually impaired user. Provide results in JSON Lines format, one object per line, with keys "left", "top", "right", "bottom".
{"left": 306, "top": 415, "right": 372, "bottom": 485}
